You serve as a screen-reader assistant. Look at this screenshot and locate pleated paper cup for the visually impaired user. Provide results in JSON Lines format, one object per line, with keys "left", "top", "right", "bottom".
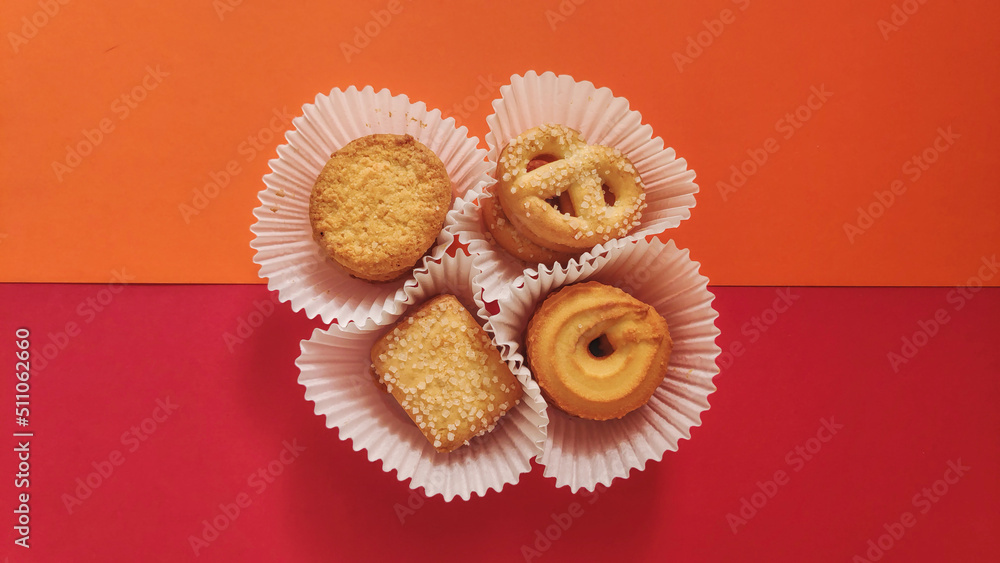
{"left": 485, "top": 72, "right": 700, "bottom": 234}
{"left": 250, "top": 85, "right": 492, "bottom": 330}
{"left": 488, "top": 238, "right": 721, "bottom": 492}
{"left": 295, "top": 247, "right": 548, "bottom": 501}
{"left": 449, "top": 70, "right": 700, "bottom": 301}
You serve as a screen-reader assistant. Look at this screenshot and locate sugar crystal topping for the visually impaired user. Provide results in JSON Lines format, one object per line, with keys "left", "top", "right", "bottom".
{"left": 371, "top": 295, "right": 522, "bottom": 451}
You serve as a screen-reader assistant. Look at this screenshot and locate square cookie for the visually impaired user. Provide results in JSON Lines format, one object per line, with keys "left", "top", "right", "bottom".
{"left": 371, "top": 294, "right": 522, "bottom": 453}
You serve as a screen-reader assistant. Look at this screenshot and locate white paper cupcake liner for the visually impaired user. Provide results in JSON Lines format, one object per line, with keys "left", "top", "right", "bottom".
{"left": 250, "top": 85, "right": 492, "bottom": 330}
{"left": 488, "top": 238, "right": 720, "bottom": 492}
{"left": 486, "top": 71, "right": 699, "bottom": 233}
{"left": 295, "top": 247, "right": 548, "bottom": 501}
{"left": 443, "top": 70, "right": 699, "bottom": 302}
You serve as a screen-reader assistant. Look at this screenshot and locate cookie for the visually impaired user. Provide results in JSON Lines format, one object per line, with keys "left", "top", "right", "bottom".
{"left": 481, "top": 182, "right": 576, "bottom": 266}
{"left": 370, "top": 294, "right": 523, "bottom": 453}
{"left": 526, "top": 281, "right": 671, "bottom": 421}
{"left": 309, "top": 134, "right": 451, "bottom": 282}
{"left": 494, "top": 124, "right": 646, "bottom": 253}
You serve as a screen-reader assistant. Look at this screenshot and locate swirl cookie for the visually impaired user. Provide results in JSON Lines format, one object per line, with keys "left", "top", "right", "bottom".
{"left": 493, "top": 124, "right": 646, "bottom": 254}
{"left": 526, "top": 281, "right": 671, "bottom": 420}
{"left": 371, "top": 294, "right": 523, "bottom": 453}
{"left": 309, "top": 134, "right": 451, "bottom": 282}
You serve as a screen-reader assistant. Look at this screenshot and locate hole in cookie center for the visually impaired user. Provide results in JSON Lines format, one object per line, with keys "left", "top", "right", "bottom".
{"left": 527, "top": 154, "right": 560, "bottom": 172}
{"left": 545, "top": 192, "right": 576, "bottom": 216}
{"left": 602, "top": 183, "right": 616, "bottom": 206}
{"left": 588, "top": 334, "right": 615, "bottom": 358}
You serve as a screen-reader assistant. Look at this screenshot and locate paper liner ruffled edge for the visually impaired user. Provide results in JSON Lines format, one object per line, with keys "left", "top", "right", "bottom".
{"left": 483, "top": 70, "right": 700, "bottom": 243}
{"left": 250, "top": 85, "right": 492, "bottom": 331}
{"left": 295, "top": 245, "right": 548, "bottom": 501}
{"left": 487, "top": 237, "right": 721, "bottom": 492}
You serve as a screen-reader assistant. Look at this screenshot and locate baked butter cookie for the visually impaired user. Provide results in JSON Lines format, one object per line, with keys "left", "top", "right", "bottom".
{"left": 309, "top": 134, "right": 451, "bottom": 282}
{"left": 371, "top": 295, "right": 523, "bottom": 453}
{"left": 494, "top": 124, "right": 646, "bottom": 254}
{"left": 526, "top": 281, "right": 671, "bottom": 421}
{"left": 481, "top": 182, "right": 576, "bottom": 266}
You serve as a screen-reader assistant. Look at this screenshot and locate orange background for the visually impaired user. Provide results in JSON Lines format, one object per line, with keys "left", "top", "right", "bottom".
{"left": 1, "top": 0, "right": 997, "bottom": 285}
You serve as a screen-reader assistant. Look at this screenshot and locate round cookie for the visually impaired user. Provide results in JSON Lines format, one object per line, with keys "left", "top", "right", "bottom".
{"left": 526, "top": 281, "right": 672, "bottom": 420}
{"left": 309, "top": 134, "right": 451, "bottom": 282}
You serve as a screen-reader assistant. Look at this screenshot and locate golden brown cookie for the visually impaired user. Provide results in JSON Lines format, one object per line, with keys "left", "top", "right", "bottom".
{"left": 481, "top": 182, "right": 576, "bottom": 266}
{"left": 371, "top": 294, "right": 523, "bottom": 453}
{"left": 309, "top": 134, "right": 451, "bottom": 282}
{"left": 526, "top": 281, "right": 671, "bottom": 421}
{"left": 495, "top": 124, "right": 646, "bottom": 253}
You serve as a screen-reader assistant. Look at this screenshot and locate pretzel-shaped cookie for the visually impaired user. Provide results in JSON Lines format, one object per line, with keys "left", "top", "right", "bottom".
{"left": 481, "top": 183, "right": 577, "bottom": 265}
{"left": 495, "top": 124, "right": 646, "bottom": 252}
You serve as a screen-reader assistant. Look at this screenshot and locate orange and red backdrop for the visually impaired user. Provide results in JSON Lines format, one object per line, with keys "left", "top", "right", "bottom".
{"left": 1, "top": 1, "right": 998, "bottom": 562}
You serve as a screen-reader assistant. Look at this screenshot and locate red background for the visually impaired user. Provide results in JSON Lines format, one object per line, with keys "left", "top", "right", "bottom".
{"left": 2, "top": 284, "right": 997, "bottom": 562}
